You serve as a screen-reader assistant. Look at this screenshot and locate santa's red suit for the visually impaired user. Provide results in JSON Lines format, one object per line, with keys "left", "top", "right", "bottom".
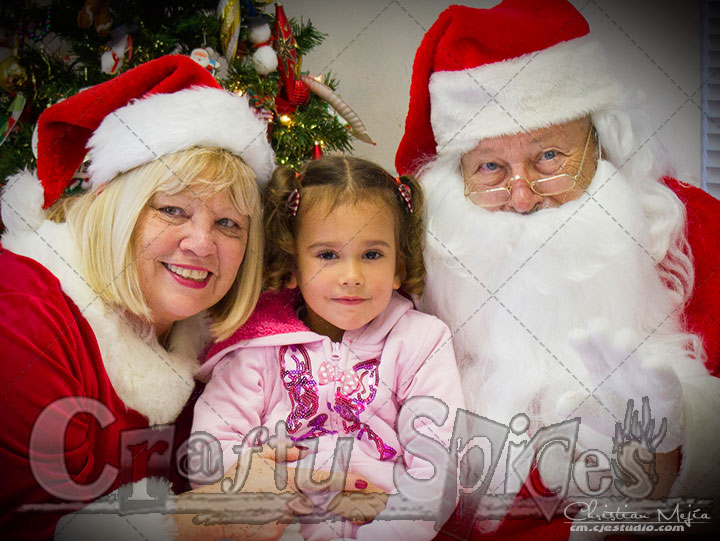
{"left": 0, "top": 219, "right": 207, "bottom": 540}
{"left": 671, "top": 179, "right": 720, "bottom": 375}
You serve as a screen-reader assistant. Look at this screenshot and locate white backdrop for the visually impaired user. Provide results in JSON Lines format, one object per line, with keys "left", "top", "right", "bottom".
{"left": 282, "top": 0, "right": 701, "bottom": 185}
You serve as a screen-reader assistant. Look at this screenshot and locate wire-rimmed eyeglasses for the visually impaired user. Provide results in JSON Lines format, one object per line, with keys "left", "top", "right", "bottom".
{"left": 462, "top": 125, "right": 596, "bottom": 208}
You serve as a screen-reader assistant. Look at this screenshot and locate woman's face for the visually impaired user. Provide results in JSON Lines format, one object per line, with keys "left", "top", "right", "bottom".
{"left": 133, "top": 187, "right": 249, "bottom": 336}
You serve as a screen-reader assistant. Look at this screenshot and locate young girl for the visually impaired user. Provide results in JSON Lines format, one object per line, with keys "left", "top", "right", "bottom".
{"left": 193, "top": 156, "right": 464, "bottom": 540}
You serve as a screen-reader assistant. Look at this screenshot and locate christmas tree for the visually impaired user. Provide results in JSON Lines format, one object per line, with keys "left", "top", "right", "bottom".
{"left": 0, "top": 0, "right": 373, "bottom": 189}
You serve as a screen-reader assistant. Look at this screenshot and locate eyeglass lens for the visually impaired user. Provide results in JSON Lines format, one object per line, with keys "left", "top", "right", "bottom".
{"left": 468, "top": 174, "right": 575, "bottom": 207}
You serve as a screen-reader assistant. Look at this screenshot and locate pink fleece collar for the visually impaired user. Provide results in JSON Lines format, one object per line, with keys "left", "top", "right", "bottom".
{"left": 204, "top": 288, "right": 307, "bottom": 361}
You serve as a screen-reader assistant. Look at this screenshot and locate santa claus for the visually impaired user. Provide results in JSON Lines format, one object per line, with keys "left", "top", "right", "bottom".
{"left": 396, "top": 0, "right": 720, "bottom": 538}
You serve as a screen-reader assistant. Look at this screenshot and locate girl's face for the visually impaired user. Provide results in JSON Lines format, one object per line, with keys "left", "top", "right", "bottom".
{"left": 133, "top": 187, "right": 249, "bottom": 337}
{"left": 289, "top": 197, "right": 402, "bottom": 342}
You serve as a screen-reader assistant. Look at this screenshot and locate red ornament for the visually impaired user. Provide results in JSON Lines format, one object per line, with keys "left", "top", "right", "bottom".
{"left": 312, "top": 142, "right": 323, "bottom": 160}
{"left": 273, "top": 3, "right": 297, "bottom": 101}
{"left": 275, "top": 95, "right": 297, "bottom": 115}
{"left": 291, "top": 79, "right": 310, "bottom": 106}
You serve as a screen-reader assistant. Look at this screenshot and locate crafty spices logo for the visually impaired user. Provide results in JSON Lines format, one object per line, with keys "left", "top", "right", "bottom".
{"left": 21, "top": 395, "right": 713, "bottom": 534}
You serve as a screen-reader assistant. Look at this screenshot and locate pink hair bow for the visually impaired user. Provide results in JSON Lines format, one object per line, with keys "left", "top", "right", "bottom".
{"left": 317, "top": 360, "right": 360, "bottom": 396}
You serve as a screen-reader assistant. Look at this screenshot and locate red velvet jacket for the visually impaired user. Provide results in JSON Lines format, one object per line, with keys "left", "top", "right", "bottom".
{"left": 0, "top": 222, "right": 208, "bottom": 540}
{"left": 668, "top": 179, "right": 720, "bottom": 375}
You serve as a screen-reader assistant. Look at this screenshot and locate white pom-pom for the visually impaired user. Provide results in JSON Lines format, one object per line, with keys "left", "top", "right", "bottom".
{"left": 252, "top": 46, "right": 278, "bottom": 75}
{"left": 1, "top": 169, "right": 48, "bottom": 233}
{"left": 249, "top": 23, "right": 272, "bottom": 44}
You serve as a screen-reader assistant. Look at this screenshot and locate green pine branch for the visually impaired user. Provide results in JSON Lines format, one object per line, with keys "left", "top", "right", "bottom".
{"left": 1, "top": 0, "right": 355, "bottom": 183}
{"left": 291, "top": 18, "right": 326, "bottom": 56}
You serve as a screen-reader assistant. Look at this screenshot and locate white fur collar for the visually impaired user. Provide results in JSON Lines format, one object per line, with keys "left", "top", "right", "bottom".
{"left": 1, "top": 220, "right": 209, "bottom": 425}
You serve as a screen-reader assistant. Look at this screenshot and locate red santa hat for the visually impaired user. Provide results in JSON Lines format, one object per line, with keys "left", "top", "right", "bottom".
{"left": 2, "top": 55, "right": 274, "bottom": 229}
{"left": 395, "top": 0, "right": 625, "bottom": 175}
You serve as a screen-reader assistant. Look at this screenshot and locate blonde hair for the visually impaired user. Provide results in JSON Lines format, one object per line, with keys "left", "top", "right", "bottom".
{"left": 264, "top": 155, "right": 426, "bottom": 295}
{"left": 63, "top": 146, "right": 263, "bottom": 340}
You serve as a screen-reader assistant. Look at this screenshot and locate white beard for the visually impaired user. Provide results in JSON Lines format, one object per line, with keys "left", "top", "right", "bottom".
{"left": 420, "top": 158, "right": 701, "bottom": 494}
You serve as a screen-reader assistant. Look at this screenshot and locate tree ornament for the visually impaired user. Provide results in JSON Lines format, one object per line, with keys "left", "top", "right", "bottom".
{"left": 247, "top": 15, "right": 277, "bottom": 75}
{"left": 252, "top": 107, "right": 273, "bottom": 125}
{"left": 0, "top": 93, "right": 27, "bottom": 147}
{"left": 312, "top": 141, "right": 323, "bottom": 160}
{"left": 299, "top": 74, "right": 374, "bottom": 144}
{"left": 100, "top": 28, "right": 131, "bottom": 75}
{"left": 77, "top": 0, "right": 113, "bottom": 38}
{"left": 252, "top": 106, "right": 274, "bottom": 138}
{"left": 190, "top": 47, "right": 211, "bottom": 68}
{"left": 0, "top": 56, "right": 28, "bottom": 92}
{"left": 217, "top": 0, "right": 240, "bottom": 62}
{"left": 273, "top": 3, "right": 297, "bottom": 100}
{"left": 20, "top": 7, "right": 51, "bottom": 43}
{"left": 291, "top": 79, "right": 310, "bottom": 106}
{"left": 206, "top": 47, "right": 226, "bottom": 78}
{"left": 190, "top": 47, "right": 221, "bottom": 77}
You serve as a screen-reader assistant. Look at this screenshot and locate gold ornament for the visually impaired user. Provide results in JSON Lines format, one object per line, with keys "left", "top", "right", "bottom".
{"left": 218, "top": 0, "right": 241, "bottom": 61}
{"left": 0, "top": 56, "right": 28, "bottom": 92}
{"left": 274, "top": 32, "right": 295, "bottom": 65}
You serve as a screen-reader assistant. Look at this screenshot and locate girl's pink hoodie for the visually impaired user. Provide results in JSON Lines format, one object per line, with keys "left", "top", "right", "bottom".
{"left": 193, "top": 289, "right": 465, "bottom": 540}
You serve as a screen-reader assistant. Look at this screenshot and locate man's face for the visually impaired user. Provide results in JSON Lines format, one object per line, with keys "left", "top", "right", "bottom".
{"left": 459, "top": 117, "right": 598, "bottom": 214}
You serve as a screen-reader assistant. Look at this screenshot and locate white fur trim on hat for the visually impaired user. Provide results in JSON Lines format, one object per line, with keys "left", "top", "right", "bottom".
{"left": 87, "top": 86, "right": 275, "bottom": 188}
{"left": 429, "top": 36, "right": 625, "bottom": 156}
{"left": 1, "top": 169, "right": 48, "bottom": 232}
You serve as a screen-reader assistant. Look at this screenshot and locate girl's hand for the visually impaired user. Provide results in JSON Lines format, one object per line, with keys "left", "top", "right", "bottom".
{"left": 327, "top": 491, "right": 389, "bottom": 524}
{"left": 173, "top": 443, "right": 312, "bottom": 540}
{"left": 326, "top": 478, "right": 389, "bottom": 524}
